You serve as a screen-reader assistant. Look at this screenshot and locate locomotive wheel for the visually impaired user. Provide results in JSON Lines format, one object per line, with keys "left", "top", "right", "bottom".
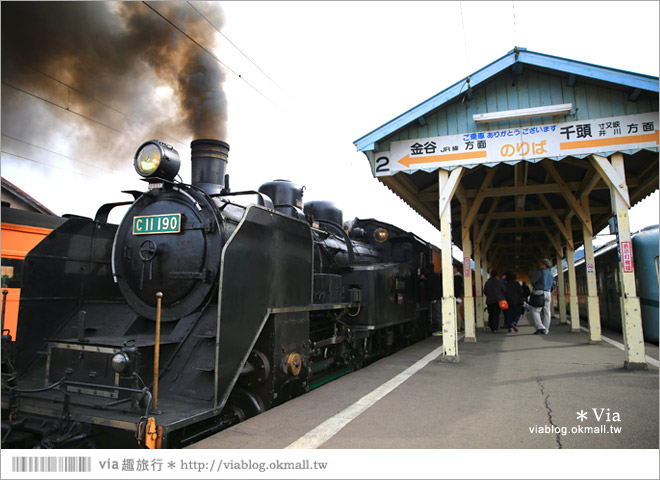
{"left": 226, "top": 387, "right": 265, "bottom": 422}
{"left": 238, "top": 350, "right": 271, "bottom": 388}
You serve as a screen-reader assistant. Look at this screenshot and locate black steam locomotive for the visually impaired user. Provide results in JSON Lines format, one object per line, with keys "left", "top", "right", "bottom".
{"left": 1, "top": 139, "right": 440, "bottom": 448}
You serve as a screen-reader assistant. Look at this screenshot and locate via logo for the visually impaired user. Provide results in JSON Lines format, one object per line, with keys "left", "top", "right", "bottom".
{"left": 592, "top": 408, "right": 621, "bottom": 422}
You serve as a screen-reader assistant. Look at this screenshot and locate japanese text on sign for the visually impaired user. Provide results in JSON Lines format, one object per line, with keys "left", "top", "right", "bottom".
{"left": 373, "top": 112, "right": 659, "bottom": 176}
{"left": 620, "top": 241, "right": 634, "bottom": 273}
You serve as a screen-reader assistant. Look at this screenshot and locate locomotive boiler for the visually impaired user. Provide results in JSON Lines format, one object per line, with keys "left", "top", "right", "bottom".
{"left": 1, "top": 139, "right": 439, "bottom": 448}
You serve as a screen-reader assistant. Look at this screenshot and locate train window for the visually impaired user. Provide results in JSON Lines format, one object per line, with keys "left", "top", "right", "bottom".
{"left": 1, "top": 258, "right": 24, "bottom": 288}
{"left": 614, "top": 270, "right": 621, "bottom": 296}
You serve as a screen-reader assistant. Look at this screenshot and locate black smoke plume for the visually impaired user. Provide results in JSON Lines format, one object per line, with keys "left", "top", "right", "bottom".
{"left": 1, "top": 1, "right": 228, "bottom": 163}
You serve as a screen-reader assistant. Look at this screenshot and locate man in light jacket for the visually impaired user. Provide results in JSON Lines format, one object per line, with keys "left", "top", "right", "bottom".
{"left": 530, "top": 258, "right": 554, "bottom": 334}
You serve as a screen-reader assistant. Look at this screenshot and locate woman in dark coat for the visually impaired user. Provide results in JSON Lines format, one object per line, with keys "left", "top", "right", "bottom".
{"left": 504, "top": 272, "right": 525, "bottom": 332}
{"left": 483, "top": 270, "right": 506, "bottom": 333}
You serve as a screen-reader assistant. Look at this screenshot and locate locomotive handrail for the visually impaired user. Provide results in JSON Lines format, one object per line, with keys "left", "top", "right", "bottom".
{"left": 94, "top": 201, "right": 135, "bottom": 224}
{"left": 1, "top": 289, "right": 7, "bottom": 332}
{"left": 5, "top": 376, "right": 65, "bottom": 394}
{"left": 211, "top": 190, "right": 274, "bottom": 209}
{"left": 317, "top": 219, "right": 357, "bottom": 264}
{"left": 153, "top": 292, "right": 163, "bottom": 411}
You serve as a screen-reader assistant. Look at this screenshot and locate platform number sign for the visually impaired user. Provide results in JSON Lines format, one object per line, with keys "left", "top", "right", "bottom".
{"left": 375, "top": 155, "right": 391, "bottom": 176}
{"left": 620, "top": 241, "right": 634, "bottom": 273}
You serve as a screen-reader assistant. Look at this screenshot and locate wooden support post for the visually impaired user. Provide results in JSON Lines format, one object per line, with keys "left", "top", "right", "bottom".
{"left": 482, "top": 254, "right": 489, "bottom": 330}
{"left": 556, "top": 245, "right": 568, "bottom": 324}
{"left": 438, "top": 169, "right": 459, "bottom": 362}
{"left": 473, "top": 225, "right": 484, "bottom": 329}
{"left": 439, "top": 169, "right": 459, "bottom": 361}
{"left": 564, "top": 220, "right": 581, "bottom": 333}
{"left": 580, "top": 193, "right": 601, "bottom": 343}
{"left": 609, "top": 153, "right": 646, "bottom": 369}
{"left": 462, "top": 203, "right": 476, "bottom": 343}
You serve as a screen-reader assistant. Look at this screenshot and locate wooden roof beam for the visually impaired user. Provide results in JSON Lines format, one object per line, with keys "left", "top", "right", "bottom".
{"left": 439, "top": 167, "right": 464, "bottom": 218}
{"left": 538, "top": 194, "right": 574, "bottom": 250}
{"left": 495, "top": 226, "right": 550, "bottom": 233}
{"left": 474, "top": 197, "right": 500, "bottom": 244}
{"left": 379, "top": 175, "right": 440, "bottom": 229}
{"left": 589, "top": 154, "right": 630, "bottom": 208}
{"left": 543, "top": 161, "right": 592, "bottom": 234}
{"left": 630, "top": 154, "right": 659, "bottom": 204}
{"left": 464, "top": 167, "right": 497, "bottom": 233}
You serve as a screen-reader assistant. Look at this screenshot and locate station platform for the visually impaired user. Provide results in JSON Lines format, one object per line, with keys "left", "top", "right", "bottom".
{"left": 189, "top": 316, "right": 659, "bottom": 451}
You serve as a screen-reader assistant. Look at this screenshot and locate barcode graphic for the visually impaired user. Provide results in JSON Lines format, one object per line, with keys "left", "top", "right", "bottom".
{"left": 12, "top": 456, "right": 92, "bottom": 473}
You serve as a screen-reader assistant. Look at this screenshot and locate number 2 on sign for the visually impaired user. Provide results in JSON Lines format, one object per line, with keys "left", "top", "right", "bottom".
{"left": 375, "top": 156, "right": 390, "bottom": 174}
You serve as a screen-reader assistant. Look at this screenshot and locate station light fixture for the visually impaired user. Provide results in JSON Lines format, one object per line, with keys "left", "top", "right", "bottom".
{"left": 472, "top": 103, "right": 573, "bottom": 124}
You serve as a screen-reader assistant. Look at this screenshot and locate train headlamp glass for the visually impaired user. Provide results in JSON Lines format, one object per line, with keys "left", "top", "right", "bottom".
{"left": 136, "top": 143, "right": 161, "bottom": 175}
{"left": 374, "top": 228, "right": 389, "bottom": 243}
{"left": 134, "top": 140, "right": 181, "bottom": 181}
{"left": 111, "top": 352, "right": 131, "bottom": 374}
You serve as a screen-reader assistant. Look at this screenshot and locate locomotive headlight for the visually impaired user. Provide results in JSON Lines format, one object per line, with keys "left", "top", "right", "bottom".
{"left": 374, "top": 227, "right": 389, "bottom": 243}
{"left": 134, "top": 139, "right": 181, "bottom": 181}
{"left": 136, "top": 143, "right": 161, "bottom": 175}
{"left": 111, "top": 352, "right": 131, "bottom": 374}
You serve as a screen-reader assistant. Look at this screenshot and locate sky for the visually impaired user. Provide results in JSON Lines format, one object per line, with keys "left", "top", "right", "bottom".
{"left": 1, "top": 0, "right": 659, "bottom": 252}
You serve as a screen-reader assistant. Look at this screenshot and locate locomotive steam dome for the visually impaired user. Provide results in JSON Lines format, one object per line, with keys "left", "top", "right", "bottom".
{"left": 112, "top": 141, "right": 225, "bottom": 321}
{"left": 258, "top": 180, "right": 304, "bottom": 217}
{"left": 303, "top": 200, "right": 343, "bottom": 227}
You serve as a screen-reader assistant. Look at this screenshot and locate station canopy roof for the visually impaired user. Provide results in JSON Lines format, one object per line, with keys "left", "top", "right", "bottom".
{"left": 354, "top": 48, "right": 659, "bottom": 274}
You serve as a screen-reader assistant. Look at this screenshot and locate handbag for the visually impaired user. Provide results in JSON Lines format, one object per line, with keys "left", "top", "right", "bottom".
{"left": 499, "top": 299, "right": 509, "bottom": 310}
{"left": 529, "top": 293, "right": 545, "bottom": 308}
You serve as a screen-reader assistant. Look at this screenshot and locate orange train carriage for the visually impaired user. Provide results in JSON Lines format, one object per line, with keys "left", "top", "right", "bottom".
{"left": 1, "top": 206, "right": 64, "bottom": 340}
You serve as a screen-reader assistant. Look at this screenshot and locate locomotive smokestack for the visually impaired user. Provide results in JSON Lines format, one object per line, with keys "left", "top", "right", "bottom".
{"left": 191, "top": 139, "right": 230, "bottom": 195}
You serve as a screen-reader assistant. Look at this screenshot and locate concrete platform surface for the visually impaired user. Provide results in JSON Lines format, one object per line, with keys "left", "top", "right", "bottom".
{"left": 190, "top": 320, "right": 658, "bottom": 451}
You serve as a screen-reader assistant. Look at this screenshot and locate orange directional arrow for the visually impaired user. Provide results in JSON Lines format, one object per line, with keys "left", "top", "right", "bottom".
{"left": 398, "top": 150, "right": 488, "bottom": 168}
{"left": 560, "top": 130, "right": 659, "bottom": 150}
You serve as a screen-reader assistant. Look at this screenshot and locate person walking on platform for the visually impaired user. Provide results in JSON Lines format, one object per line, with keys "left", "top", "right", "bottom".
{"left": 530, "top": 258, "right": 554, "bottom": 334}
{"left": 503, "top": 272, "right": 524, "bottom": 332}
{"left": 453, "top": 263, "right": 465, "bottom": 332}
{"left": 484, "top": 270, "right": 505, "bottom": 333}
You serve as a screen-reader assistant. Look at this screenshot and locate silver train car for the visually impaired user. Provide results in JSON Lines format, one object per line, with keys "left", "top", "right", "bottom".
{"left": 555, "top": 225, "right": 659, "bottom": 344}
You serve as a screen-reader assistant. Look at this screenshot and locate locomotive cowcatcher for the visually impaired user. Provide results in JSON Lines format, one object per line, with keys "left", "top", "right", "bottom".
{"left": 1, "top": 139, "right": 440, "bottom": 448}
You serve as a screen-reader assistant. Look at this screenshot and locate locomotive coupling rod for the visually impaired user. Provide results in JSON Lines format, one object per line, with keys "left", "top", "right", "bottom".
{"left": 153, "top": 292, "right": 163, "bottom": 411}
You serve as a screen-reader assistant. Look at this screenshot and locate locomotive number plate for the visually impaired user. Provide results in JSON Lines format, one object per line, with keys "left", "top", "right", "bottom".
{"left": 133, "top": 213, "right": 181, "bottom": 235}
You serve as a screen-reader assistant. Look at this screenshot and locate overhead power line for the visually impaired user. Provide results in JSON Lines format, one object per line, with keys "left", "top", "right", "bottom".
{"left": 186, "top": 1, "right": 290, "bottom": 99}
{"left": 1, "top": 149, "right": 118, "bottom": 180}
{"left": 511, "top": 1, "right": 519, "bottom": 47}
{"left": 1, "top": 81, "right": 124, "bottom": 134}
{"left": 142, "top": 1, "right": 281, "bottom": 109}
{"left": 7, "top": 58, "right": 188, "bottom": 148}
{"left": 2, "top": 133, "right": 120, "bottom": 175}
